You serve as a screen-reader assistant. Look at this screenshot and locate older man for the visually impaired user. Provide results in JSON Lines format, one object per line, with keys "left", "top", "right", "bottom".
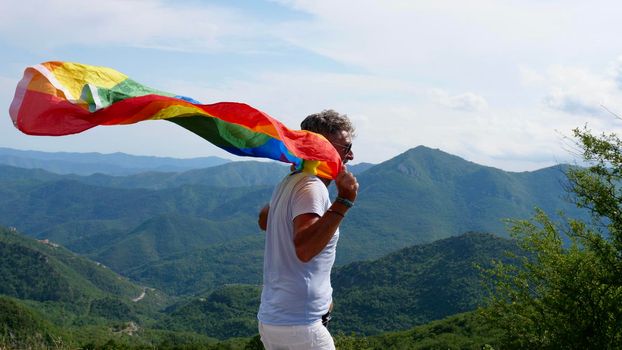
{"left": 257, "top": 109, "right": 358, "bottom": 350}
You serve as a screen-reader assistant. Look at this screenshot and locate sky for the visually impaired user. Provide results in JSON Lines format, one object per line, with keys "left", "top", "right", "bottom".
{"left": 1, "top": 0, "right": 622, "bottom": 171}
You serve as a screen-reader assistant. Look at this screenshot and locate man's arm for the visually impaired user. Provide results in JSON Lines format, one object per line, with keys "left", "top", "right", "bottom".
{"left": 293, "top": 164, "right": 358, "bottom": 262}
{"left": 292, "top": 210, "right": 344, "bottom": 262}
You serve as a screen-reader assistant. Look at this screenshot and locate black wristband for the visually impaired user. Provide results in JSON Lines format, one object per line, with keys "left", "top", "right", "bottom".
{"left": 335, "top": 196, "right": 354, "bottom": 208}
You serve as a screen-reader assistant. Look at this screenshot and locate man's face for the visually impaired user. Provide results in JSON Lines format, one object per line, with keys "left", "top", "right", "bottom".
{"left": 327, "top": 130, "right": 354, "bottom": 164}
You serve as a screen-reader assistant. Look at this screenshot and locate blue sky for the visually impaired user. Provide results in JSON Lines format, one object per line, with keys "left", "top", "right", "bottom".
{"left": 1, "top": 0, "right": 622, "bottom": 171}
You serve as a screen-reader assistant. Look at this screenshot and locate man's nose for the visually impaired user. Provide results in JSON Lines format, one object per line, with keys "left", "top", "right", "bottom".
{"left": 347, "top": 150, "right": 354, "bottom": 161}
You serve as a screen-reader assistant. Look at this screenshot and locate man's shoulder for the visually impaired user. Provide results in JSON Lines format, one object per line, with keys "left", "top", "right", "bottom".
{"left": 289, "top": 171, "right": 324, "bottom": 188}
{"left": 282, "top": 171, "right": 320, "bottom": 184}
{"left": 276, "top": 171, "right": 326, "bottom": 199}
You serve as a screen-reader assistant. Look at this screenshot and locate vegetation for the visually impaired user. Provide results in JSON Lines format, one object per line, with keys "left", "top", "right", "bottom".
{"left": 483, "top": 126, "right": 622, "bottom": 348}
{"left": 0, "top": 296, "right": 63, "bottom": 350}
{"left": 125, "top": 235, "right": 265, "bottom": 296}
{"left": 1, "top": 223, "right": 513, "bottom": 348}
{"left": 2, "top": 293, "right": 501, "bottom": 350}
{"left": 161, "top": 285, "right": 262, "bottom": 340}
{"left": 0, "top": 240, "right": 71, "bottom": 301}
{"left": 333, "top": 311, "right": 501, "bottom": 349}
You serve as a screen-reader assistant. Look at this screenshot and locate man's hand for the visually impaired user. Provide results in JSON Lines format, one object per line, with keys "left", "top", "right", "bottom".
{"left": 335, "top": 164, "right": 358, "bottom": 202}
{"left": 258, "top": 204, "right": 269, "bottom": 231}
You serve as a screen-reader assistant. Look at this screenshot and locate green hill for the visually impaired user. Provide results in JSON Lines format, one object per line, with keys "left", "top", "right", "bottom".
{"left": 0, "top": 226, "right": 169, "bottom": 328}
{"left": 143, "top": 233, "right": 517, "bottom": 339}
{"left": 125, "top": 235, "right": 265, "bottom": 295}
{"left": 0, "top": 295, "right": 63, "bottom": 349}
{"left": 94, "top": 213, "right": 256, "bottom": 273}
{"left": 89, "top": 185, "right": 272, "bottom": 275}
{"left": 0, "top": 178, "right": 272, "bottom": 264}
{"left": 331, "top": 232, "right": 519, "bottom": 335}
{"left": 0, "top": 226, "right": 142, "bottom": 302}
{"left": 161, "top": 284, "right": 262, "bottom": 340}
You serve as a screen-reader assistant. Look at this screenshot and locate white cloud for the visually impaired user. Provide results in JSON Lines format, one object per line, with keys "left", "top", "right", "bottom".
{"left": 431, "top": 89, "right": 488, "bottom": 112}
{"left": 534, "top": 64, "right": 622, "bottom": 117}
{"left": 519, "top": 65, "right": 546, "bottom": 86}
{"left": 0, "top": 0, "right": 267, "bottom": 52}
{"left": 613, "top": 56, "right": 622, "bottom": 91}
{"left": 164, "top": 70, "right": 424, "bottom": 124}
{"left": 272, "top": 0, "right": 622, "bottom": 76}
{"left": 544, "top": 89, "right": 604, "bottom": 116}
{"left": 163, "top": 69, "right": 575, "bottom": 170}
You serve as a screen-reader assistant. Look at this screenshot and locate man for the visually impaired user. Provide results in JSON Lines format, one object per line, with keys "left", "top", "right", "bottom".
{"left": 257, "top": 109, "right": 358, "bottom": 350}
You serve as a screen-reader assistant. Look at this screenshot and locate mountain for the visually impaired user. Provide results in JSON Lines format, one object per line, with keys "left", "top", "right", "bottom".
{"left": 336, "top": 146, "right": 583, "bottom": 263}
{"left": 0, "top": 146, "right": 587, "bottom": 295}
{"left": 0, "top": 160, "right": 289, "bottom": 190}
{"left": 348, "top": 162, "right": 375, "bottom": 174}
{"left": 0, "top": 147, "right": 229, "bottom": 175}
{"left": 0, "top": 176, "right": 271, "bottom": 247}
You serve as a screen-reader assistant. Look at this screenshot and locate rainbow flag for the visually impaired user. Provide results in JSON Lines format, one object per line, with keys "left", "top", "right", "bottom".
{"left": 9, "top": 62, "right": 341, "bottom": 179}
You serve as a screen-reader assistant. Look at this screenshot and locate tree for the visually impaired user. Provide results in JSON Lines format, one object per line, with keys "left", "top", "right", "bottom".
{"left": 482, "top": 126, "right": 622, "bottom": 349}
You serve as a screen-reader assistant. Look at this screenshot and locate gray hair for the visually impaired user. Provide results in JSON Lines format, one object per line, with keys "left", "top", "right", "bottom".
{"left": 300, "top": 109, "right": 355, "bottom": 137}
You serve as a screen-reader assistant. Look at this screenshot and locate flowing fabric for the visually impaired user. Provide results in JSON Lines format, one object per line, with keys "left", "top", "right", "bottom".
{"left": 9, "top": 62, "right": 341, "bottom": 179}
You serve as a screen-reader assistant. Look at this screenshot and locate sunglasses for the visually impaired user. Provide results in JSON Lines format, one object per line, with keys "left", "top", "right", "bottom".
{"left": 333, "top": 142, "right": 352, "bottom": 155}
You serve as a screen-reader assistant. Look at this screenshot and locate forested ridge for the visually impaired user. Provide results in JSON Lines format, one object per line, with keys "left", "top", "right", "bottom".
{"left": 0, "top": 225, "right": 509, "bottom": 348}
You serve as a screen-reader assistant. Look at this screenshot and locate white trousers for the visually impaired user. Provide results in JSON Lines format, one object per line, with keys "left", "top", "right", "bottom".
{"left": 258, "top": 321, "right": 335, "bottom": 350}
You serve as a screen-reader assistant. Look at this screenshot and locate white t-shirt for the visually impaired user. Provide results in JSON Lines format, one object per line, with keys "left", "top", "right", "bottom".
{"left": 258, "top": 171, "right": 339, "bottom": 325}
